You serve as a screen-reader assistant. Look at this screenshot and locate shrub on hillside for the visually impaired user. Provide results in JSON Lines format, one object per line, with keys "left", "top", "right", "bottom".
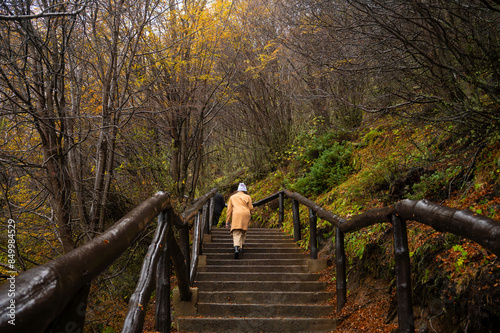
{"left": 292, "top": 141, "right": 354, "bottom": 195}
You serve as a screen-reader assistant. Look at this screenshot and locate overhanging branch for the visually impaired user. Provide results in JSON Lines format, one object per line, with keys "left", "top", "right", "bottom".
{"left": 0, "top": 2, "right": 86, "bottom": 21}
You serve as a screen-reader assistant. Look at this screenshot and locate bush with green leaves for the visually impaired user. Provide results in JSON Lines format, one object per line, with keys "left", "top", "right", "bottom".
{"left": 407, "top": 166, "right": 461, "bottom": 200}
{"left": 292, "top": 140, "right": 354, "bottom": 195}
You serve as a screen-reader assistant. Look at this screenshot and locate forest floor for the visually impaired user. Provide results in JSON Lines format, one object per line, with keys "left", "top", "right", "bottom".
{"left": 318, "top": 265, "right": 399, "bottom": 333}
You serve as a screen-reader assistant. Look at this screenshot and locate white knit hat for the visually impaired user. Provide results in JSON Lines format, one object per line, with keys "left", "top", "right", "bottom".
{"left": 237, "top": 183, "right": 247, "bottom": 192}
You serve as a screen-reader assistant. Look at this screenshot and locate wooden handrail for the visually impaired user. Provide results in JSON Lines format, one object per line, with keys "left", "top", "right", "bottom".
{"left": 0, "top": 191, "right": 171, "bottom": 333}
{"left": 282, "top": 189, "right": 347, "bottom": 225}
{"left": 253, "top": 188, "right": 500, "bottom": 333}
{"left": 181, "top": 188, "right": 218, "bottom": 224}
{"left": 339, "top": 206, "right": 394, "bottom": 232}
{"left": 0, "top": 188, "right": 219, "bottom": 333}
{"left": 129, "top": 187, "right": 218, "bottom": 331}
{"left": 253, "top": 191, "right": 281, "bottom": 206}
{"left": 396, "top": 199, "right": 500, "bottom": 256}
{"left": 3, "top": 185, "right": 497, "bottom": 333}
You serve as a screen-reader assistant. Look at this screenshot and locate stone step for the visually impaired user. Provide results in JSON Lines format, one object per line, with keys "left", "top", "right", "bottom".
{"left": 211, "top": 229, "right": 288, "bottom": 234}
{"left": 211, "top": 228, "right": 284, "bottom": 233}
{"left": 211, "top": 230, "right": 291, "bottom": 236}
{"left": 209, "top": 236, "right": 291, "bottom": 241}
{"left": 195, "top": 272, "right": 320, "bottom": 282}
{"left": 204, "top": 252, "right": 309, "bottom": 260}
{"left": 210, "top": 234, "right": 290, "bottom": 239}
{"left": 198, "top": 303, "right": 333, "bottom": 318}
{"left": 211, "top": 231, "right": 293, "bottom": 236}
{"left": 205, "top": 258, "right": 310, "bottom": 266}
{"left": 198, "top": 291, "right": 334, "bottom": 304}
{"left": 194, "top": 281, "right": 328, "bottom": 292}
{"left": 177, "top": 317, "right": 337, "bottom": 333}
{"left": 208, "top": 239, "right": 299, "bottom": 248}
{"left": 198, "top": 265, "right": 308, "bottom": 273}
{"left": 209, "top": 234, "right": 288, "bottom": 239}
{"left": 203, "top": 242, "right": 298, "bottom": 249}
{"left": 174, "top": 227, "right": 336, "bottom": 332}
{"left": 203, "top": 247, "right": 303, "bottom": 253}
{"left": 210, "top": 239, "right": 296, "bottom": 245}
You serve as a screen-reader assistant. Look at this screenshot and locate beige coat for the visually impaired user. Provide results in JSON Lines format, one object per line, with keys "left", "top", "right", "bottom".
{"left": 226, "top": 191, "right": 253, "bottom": 231}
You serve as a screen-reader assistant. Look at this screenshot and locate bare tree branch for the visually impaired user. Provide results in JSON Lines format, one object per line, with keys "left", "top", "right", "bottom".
{"left": 0, "top": 1, "right": 87, "bottom": 21}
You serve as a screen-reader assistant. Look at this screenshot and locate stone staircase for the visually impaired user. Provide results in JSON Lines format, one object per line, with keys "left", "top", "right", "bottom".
{"left": 176, "top": 228, "right": 337, "bottom": 332}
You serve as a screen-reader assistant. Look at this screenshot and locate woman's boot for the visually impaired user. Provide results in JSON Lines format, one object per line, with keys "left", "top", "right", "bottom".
{"left": 234, "top": 246, "right": 239, "bottom": 259}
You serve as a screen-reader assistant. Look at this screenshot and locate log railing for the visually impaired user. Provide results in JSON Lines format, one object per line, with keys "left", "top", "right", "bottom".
{"left": 2, "top": 186, "right": 498, "bottom": 333}
{"left": 0, "top": 188, "right": 218, "bottom": 333}
{"left": 123, "top": 187, "right": 218, "bottom": 333}
{"left": 254, "top": 189, "right": 500, "bottom": 333}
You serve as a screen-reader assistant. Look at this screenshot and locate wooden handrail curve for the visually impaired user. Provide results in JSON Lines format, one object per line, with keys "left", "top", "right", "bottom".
{"left": 181, "top": 188, "right": 218, "bottom": 224}
{"left": 2, "top": 186, "right": 497, "bottom": 333}
{"left": 0, "top": 188, "right": 219, "bottom": 333}
{"left": 254, "top": 189, "right": 500, "bottom": 333}
{"left": 0, "top": 191, "right": 171, "bottom": 333}
{"left": 275, "top": 189, "right": 500, "bottom": 257}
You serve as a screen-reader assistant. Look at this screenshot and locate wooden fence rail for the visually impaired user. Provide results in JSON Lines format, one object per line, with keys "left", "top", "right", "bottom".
{"left": 0, "top": 188, "right": 218, "bottom": 333}
{"left": 254, "top": 189, "right": 500, "bottom": 333}
{"left": 2, "top": 186, "right": 498, "bottom": 333}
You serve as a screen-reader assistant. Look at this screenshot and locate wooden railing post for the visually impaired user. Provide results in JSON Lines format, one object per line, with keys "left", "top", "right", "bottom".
{"left": 190, "top": 212, "right": 201, "bottom": 285}
{"left": 279, "top": 191, "right": 284, "bottom": 228}
{"left": 169, "top": 227, "right": 192, "bottom": 302}
{"left": 336, "top": 226, "right": 347, "bottom": 312}
{"left": 199, "top": 204, "right": 206, "bottom": 247}
{"left": 203, "top": 202, "right": 209, "bottom": 236}
{"left": 122, "top": 208, "right": 170, "bottom": 333}
{"left": 309, "top": 208, "right": 318, "bottom": 259}
{"left": 292, "top": 199, "right": 301, "bottom": 242}
{"left": 179, "top": 226, "right": 190, "bottom": 278}
{"left": 392, "top": 214, "right": 415, "bottom": 333}
{"left": 208, "top": 196, "right": 215, "bottom": 233}
{"left": 156, "top": 210, "right": 171, "bottom": 333}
